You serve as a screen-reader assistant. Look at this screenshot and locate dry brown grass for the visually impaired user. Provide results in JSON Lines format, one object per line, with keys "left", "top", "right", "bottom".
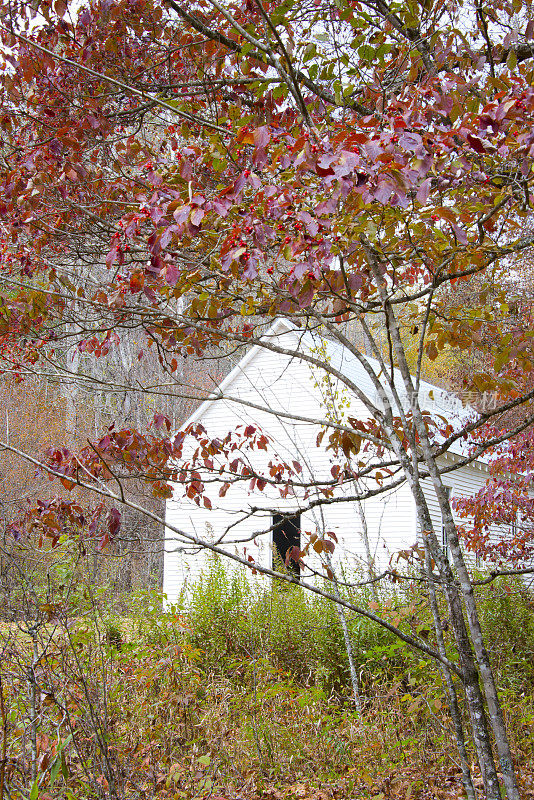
{"left": 2, "top": 604, "right": 533, "bottom": 800}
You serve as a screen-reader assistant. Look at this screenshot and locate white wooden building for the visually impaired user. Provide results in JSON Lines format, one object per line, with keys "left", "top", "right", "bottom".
{"left": 163, "top": 318, "right": 492, "bottom": 602}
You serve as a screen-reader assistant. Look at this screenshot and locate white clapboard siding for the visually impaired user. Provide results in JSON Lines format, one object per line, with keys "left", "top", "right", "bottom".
{"left": 164, "top": 319, "right": 504, "bottom": 603}
{"left": 420, "top": 454, "right": 506, "bottom": 568}
{"left": 163, "top": 324, "right": 390, "bottom": 599}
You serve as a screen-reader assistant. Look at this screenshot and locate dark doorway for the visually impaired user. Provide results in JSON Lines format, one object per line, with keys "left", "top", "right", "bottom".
{"left": 272, "top": 513, "right": 301, "bottom": 578}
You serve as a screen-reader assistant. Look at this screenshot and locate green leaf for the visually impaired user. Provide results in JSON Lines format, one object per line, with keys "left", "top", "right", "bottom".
{"left": 198, "top": 754, "right": 211, "bottom": 766}
{"left": 61, "top": 752, "right": 69, "bottom": 781}
{"left": 50, "top": 757, "right": 61, "bottom": 786}
{"left": 358, "top": 44, "right": 374, "bottom": 62}
{"left": 303, "top": 43, "right": 316, "bottom": 61}
{"left": 29, "top": 779, "right": 39, "bottom": 800}
{"left": 449, "top": 104, "right": 462, "bottom": 122}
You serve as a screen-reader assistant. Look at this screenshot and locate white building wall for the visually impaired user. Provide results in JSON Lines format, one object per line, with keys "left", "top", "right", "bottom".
{"left": 421, "top": 456, "right": 497, "bottom": 566}
{"left": 164, "top": 481, "right": 418, "bottom": 603}
{"left": 164, "top": 330, "right": 418, "bottom": 603}
{"left": 164, "top": 324, "right": 504, "bottom": 604}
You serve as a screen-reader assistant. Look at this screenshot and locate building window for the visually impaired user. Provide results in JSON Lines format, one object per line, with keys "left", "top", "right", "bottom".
{"left": 272, "top": 513, "right": 301, "bottom": 578}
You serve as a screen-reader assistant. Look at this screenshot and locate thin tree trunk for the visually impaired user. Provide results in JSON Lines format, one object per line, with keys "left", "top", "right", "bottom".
{"left": 325, "top": 552, "right": 362, "bottom": 714}
{"left": 401, "top": 341, "right": 518, "bottom": 799}
{"left": 362, "top": 259, "right": 521, "bottom": 800}
{"left": 440, "top": 498, "right": 520, "bottom": 800}
{"left": 28, "top": 631, "right": 39, "bottom": 785}
{"left": 402, "top": 370, "right": 520, "bottom": 800}
{"left": 412, "top": 491, "right": 501, "bottom": 800}
{"left": 423, "top": 534, "right": 476, "bottom": 800}
{"left": 356, "top": 498, "right": 377, "bottom": 585}
{"left": 0, "top": 673, "right": 7, "bottom": 800}
{"left": 334, "top": 288, "right": 503, "bottom": 798}
{"left": 63, "top": 338, "right": 80, "bottom": 440}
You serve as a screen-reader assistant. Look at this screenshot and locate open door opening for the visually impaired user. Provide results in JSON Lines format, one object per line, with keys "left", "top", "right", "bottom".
{"left": 272, "top": 513, "right": 301, "bottom": 578}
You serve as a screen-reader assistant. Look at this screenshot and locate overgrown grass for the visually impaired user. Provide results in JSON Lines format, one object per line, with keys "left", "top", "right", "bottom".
{"left": 164, "top": 558, "right": 428, "bottom": 696}
{"left": 2, "top": 556, "right": 534, "bottom": 799}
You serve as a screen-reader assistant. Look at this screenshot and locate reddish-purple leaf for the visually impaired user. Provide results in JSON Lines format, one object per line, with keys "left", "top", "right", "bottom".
{"left": 254, "top": 125, "right": 270, "bottom": 149}
{"left": 466, "top": 134, "right": 486, "bottom": 153}
{"left": 416, "top": 177, "right": 432, "bottom": 205}
{"left": 190, "top": 207, "right": 205, "bottom": 227}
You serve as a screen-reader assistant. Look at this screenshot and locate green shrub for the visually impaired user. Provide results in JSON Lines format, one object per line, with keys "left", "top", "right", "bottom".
{"left": 179, "top": 557, "right": 431, "bottom": 697}
{"left": 477, "top": 579, "right": 534, "bottom": 689}
{"left": 104, "top": 622, "right": 123, "bottom": 650}
{"left": 128, "top": 561, "right": 534, "bottom": 705}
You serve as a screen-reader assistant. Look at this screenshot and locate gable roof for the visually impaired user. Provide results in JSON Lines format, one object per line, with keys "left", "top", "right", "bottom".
{"left": 181, "top": 317, "right": 477, "bottom": 462}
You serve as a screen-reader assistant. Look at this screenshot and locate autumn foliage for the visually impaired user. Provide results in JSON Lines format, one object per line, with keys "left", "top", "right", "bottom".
{"left": 1, "top": 0, "right": 534, "bottom": 797}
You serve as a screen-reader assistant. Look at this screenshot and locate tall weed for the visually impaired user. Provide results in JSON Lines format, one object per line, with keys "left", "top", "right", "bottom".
{"left": 181, "top": 557, "right": 437, "bottom": 697}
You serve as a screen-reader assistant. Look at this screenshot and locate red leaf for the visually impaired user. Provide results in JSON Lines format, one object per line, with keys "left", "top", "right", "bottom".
{"left": 154, "top": 413, "right": 171, "bottom": 431}
{"left": 106, "top": 246, "right": 118, "bottom": 269}
{"left": 108, "top": 508, "right": 121, "bottom": 537}
{"left": 254, "top": 125, "right": 270, "bottom": 149}
{"left": 285, "top": 545, "right": 301, "bottom": 565}
{"left": 466, "top": 134, "right": 486, "bottom": 153}
{"left": 130, "top": 272, "right": 144, "bottom": 292}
